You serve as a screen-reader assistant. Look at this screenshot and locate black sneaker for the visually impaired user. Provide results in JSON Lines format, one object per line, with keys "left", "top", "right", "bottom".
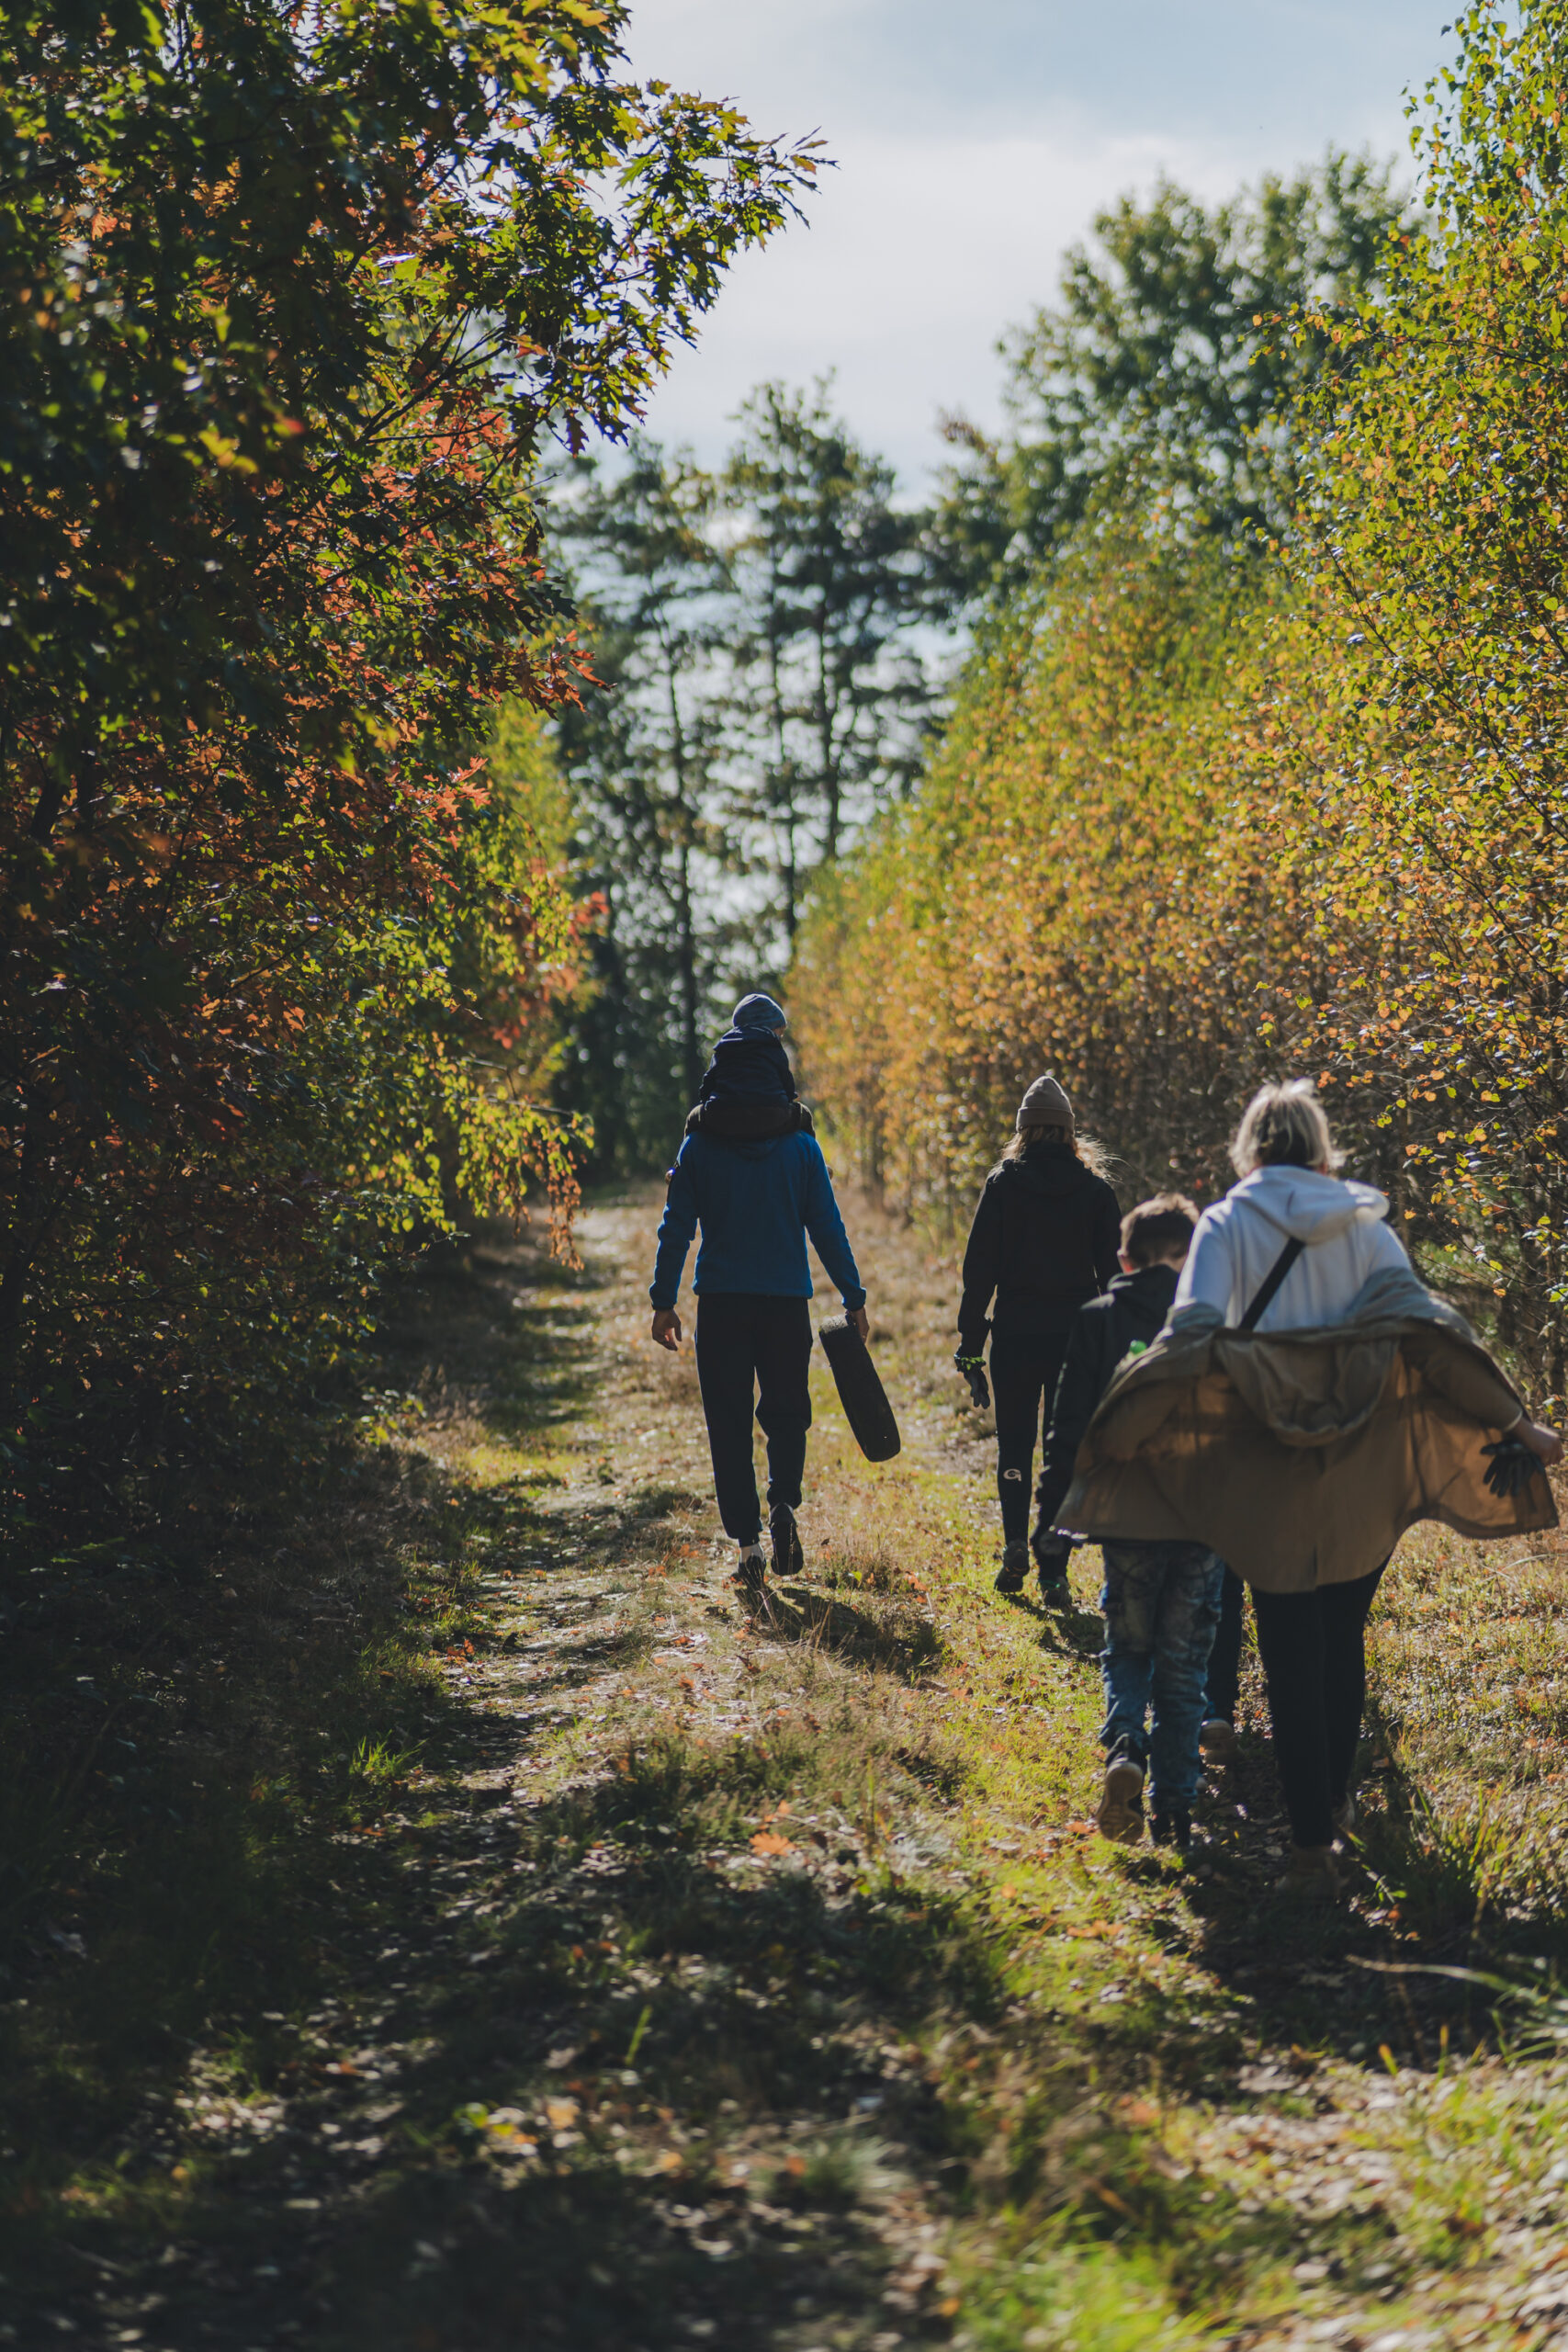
{"left": 735, "top": 1544, "right": 767, "bottom": 1589}
{"left": 994, "top": 1540, "right": 1030, "bottom": 1593}
{"left": 1150, "top": 1807, "right": 1192, "bottom": 1852}
{"left": 769, "top": 1506, "right": 805, "bottom": 1580}
{"left": 1032, "top": 1530, "right": 1071, "bottom": 1603}
{"left": 1097, "top": 1737, "right": 1145, "bottom": 1845}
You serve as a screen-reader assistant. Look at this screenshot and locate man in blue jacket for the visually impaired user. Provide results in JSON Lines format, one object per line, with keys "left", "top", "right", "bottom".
{"left": 650, "top": 995, "right": 868, "bottom": 1589}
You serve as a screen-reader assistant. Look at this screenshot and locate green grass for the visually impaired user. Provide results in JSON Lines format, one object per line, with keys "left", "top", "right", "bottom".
{"left": 1, "top": 1190, "right": 1566, "bottom": 2347}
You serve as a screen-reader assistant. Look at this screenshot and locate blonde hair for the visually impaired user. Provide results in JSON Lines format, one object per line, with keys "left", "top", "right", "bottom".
{"left": 1002, "top": 1120, "right": 1113, "bottom": 1181}
{"left": 1230, "top": 1080, "right": 1343, "bottom": 1178}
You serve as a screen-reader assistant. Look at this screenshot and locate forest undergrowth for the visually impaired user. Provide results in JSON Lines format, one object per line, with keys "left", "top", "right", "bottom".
{"left": 3, "top": 1191, "right": 1568, "bottom": 2350}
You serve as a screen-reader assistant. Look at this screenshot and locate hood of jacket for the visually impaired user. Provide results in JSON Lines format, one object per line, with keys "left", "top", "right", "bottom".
{"left": 700, "top": 1030, "right": 794, "bottom": 1105}
{"left": 998, "top": 1146, "right": 1094, "bottom": 1201}
{"left": 1105, "top": 1262, "right": 1179, "bottom": 1322}
{"left": 1229, "top": 1164, "right": 1389, "bottom": 1247}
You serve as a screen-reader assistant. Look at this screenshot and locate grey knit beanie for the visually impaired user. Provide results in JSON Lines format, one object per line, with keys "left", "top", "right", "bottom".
{"left": 1016, "top": 1074, "right": 1073, "bottom": 1131}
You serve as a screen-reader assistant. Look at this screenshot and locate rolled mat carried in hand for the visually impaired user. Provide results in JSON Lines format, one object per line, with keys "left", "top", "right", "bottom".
{"left": 818, "top": 1316, "right": 901, "bottom": 1462}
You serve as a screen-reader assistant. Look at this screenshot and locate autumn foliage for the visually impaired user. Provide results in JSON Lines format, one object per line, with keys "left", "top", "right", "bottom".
{"left": 794, "top": 0, "right": 1568, "bottom": 1402}
{"left": 0, "top": 0, "right": 817, "bottom": 1476}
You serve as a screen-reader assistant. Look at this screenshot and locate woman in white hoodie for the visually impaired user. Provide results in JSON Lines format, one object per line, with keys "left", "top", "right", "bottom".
{"left": 1171, "top": 1080, "right": 1562, "bottom": 1898}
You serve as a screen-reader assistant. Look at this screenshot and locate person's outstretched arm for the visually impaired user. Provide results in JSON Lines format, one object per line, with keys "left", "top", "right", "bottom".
{"left": 801, "top": 1141, "right": 868, "bottom": 1330}
{"left": 649, "top": 1149, "right": 699, "bottom": 1347}
{"left": 956, "top": 1180, "right": 1000, "bottom": 1351}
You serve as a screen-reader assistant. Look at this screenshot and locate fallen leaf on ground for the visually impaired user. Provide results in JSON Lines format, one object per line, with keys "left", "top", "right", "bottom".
{"left": 1118, "top": 2097, "right": 1160, "bottom": 2127}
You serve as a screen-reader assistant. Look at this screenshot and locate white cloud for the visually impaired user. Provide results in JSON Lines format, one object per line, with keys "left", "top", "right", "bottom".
{"left": 639, "top": 120, "right": 1269, "bottom": 482}
{"left": 615, "top": 1, "right": 1454, "bottom": 483}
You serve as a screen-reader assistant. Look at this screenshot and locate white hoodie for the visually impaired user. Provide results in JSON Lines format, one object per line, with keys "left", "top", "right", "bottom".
{"left": 1173, "top": 1165, "right": 1411, "bottom": 1333}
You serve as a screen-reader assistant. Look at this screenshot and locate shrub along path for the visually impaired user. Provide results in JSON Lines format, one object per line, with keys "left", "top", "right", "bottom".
{"left": 4, "top": 1189, "right": 1568, "bottom": 2348}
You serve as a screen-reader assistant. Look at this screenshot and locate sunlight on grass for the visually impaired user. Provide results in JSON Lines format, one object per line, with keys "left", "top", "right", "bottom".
{"left": 6, "top": 1188, "right": 1565, "bottom": 2348}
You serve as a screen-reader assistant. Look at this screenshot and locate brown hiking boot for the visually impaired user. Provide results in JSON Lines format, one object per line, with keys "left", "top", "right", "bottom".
{"left": 1096, "top": 1742, "right": 1145, "bottom": 1845}
{"left": 1275, "top": 1844, "right": 1342, "bottom": 1902}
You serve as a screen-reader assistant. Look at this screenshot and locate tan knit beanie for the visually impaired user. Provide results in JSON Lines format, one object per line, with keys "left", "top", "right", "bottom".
{"left": 1016, "top": 1074, "right": 1073, "bottom": 1131}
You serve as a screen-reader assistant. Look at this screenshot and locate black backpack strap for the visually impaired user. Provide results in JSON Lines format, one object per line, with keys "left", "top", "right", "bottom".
{"left": 1238, "top": 1236, "right": 1305, "bottom": 1331}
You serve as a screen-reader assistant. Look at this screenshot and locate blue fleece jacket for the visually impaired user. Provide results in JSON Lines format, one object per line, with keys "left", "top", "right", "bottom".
{"left": 649, "top": 1130, "right": 865, "bottom": 1310}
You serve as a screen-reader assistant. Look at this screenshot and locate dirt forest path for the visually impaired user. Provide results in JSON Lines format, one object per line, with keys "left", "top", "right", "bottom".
{"left": 9, "top": 1185, "right": 1568, "bottom": 2351}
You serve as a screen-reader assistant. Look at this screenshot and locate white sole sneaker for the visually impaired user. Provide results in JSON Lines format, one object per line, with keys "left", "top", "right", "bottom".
{"left": 1097, "top": 1755, "right": 1145, "bottom": 1844}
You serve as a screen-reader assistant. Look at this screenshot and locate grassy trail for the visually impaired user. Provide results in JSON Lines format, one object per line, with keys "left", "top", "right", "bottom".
{"left": 4, "top": 1187, "right": 1568, "bottom": 2349}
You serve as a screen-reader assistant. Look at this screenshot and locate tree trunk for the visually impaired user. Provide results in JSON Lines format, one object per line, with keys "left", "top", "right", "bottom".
{"left": 675, "top": 836, "right": 701, "bottom": 1107}
{"left": 0, "top": 1114, "right": 44, "bottom": 1414}
{"left": 769, "top": 610, "right": 796, "bottom": 944}
{"left": 817, "top": 602, "right": 840, "bottom": 865}
{"left": 663, "top": 658, "right": 704, "bottom": 1104}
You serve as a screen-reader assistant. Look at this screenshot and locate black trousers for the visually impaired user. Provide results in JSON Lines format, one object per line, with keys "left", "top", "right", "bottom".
{"left": 1204, "top": 1566, "right": 1248, "bottom": 1722}
{"left": 694, "top": 1294, "right": 813, "bottom": 1544}
{"left": 1252, "top": 1563, "right": 1386, "bottom": 1849}
{"left": 989, "top": 1329, "right": 1069, "bottom": 1544}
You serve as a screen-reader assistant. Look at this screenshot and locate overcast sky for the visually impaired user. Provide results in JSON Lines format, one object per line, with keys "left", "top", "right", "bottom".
{"left": 621, "top": 1, "right": 1459, "bottom": 487}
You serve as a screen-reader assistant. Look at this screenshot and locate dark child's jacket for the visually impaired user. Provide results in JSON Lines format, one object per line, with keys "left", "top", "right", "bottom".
{"left": 957, "top": 1145, "right": 1120, "bottom": 1351}
{"left": 650, "top": 1130, "right": 864, "bottom": 1312}
{"left": 1034, "top": 1261, "right": 1179, "bottom": 1533}
{"left": 698, "top": 1024, "right": 795, "bottom": 1105}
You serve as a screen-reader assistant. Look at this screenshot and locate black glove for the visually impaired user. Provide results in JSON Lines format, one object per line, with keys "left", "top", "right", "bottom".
{"left": 954, "top": 1350, "right": 989, "bottom": 1410}
{"left": 1482, "top": 1435, "right": 1545, "bottom": 1498}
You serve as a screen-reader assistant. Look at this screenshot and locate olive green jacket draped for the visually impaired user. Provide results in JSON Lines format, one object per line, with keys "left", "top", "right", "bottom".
{"left": 1059, "top": 1266, "right": 1557, "bottom": 1592}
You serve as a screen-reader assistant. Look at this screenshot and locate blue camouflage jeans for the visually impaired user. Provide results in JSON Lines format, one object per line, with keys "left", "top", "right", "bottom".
{"left": 1099, "top": 1540, "right": 1226, "bottom": 1811}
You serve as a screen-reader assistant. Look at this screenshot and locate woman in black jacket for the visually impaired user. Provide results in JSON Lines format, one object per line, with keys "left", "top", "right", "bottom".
{"left": 956, "top": 1076, "right": 1120, "bottom": 1589}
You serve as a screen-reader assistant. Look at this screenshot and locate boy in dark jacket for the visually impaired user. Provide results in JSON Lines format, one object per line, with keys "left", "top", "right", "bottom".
{"left": 1031, "top": 1193, "right": 1224, "bottom": 1852}
{"left": 651, "top": 999, "right": 868, "bottom": 1593}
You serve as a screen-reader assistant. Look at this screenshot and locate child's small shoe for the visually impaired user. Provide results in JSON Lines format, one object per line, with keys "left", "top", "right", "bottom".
{"left": 1096, "top": 1738, "right": 1145, "bottom": 1844}
{"left": 1150, "top": 1806, "right": 1192, "bottom": 1853}
{"left": 1199, "top": 1716, "right": 1237, "bottom": 1767}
